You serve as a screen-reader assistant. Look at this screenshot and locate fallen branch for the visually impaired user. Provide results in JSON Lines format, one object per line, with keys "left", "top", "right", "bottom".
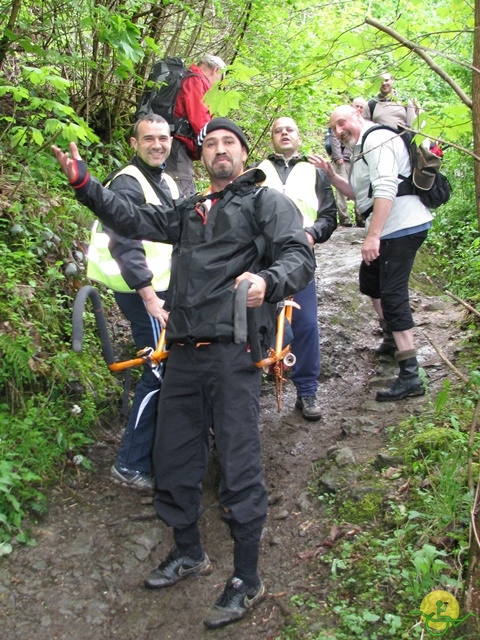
{"left": 425, "top": 276, "right": 480, "bottom": 319}
{"left": 444, "top": 290, "right": 480, "bottom": 320}
{"left": 421, "top": 330, "right": 469, "bottom": 384}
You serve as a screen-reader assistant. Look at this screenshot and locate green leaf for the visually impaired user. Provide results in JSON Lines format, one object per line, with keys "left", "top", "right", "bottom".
{"left": 362, "top": 610, "right": 381, "bottom": 622}
{"left": 204, "top": 88, "right": 242, "bottom": 116}
{"left": 31, "top": 129, "right": 44, "bottom": 146}
{"left": 0, "top": 542, "right": 12, "bottom": 556}
{"left": 228, "top": 62, "right": 261, "bottom": 83}
{"left": 13, "top": 87, "right": 30, "bottom": 102}
{"left": 5, "top": 493, "right": 21, "bottom": 512}
{"left": 11, "top": 128, "right": 28, "bottom": 147}
{"left": 0, "top": 85, "right": 28, "bottom": 101}
{"left": 143, "top": 37, "right": 161, "bottom": 53}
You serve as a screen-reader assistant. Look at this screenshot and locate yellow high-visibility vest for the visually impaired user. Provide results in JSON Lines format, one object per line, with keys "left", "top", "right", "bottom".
{"left": 257, "top": 159, "right": 318, "bottom": 227}
{"left": 86, "top": 165, "right": 179, "bottom": 293}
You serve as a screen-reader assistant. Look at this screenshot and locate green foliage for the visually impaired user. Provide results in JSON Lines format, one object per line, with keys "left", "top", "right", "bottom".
{"left": 0, "top": 392, "right": 99, "bottom": 548}
{"left": 0, "top": 333, "right": 35, "bottom": 390}
{"left": 0, "top": 65, "right": 99, "bottom": 166}
{"left": 279, "top": 382, "right": 477, "bottom": 639}
{"left": 0, "top": 162, "right": 122, "bottom": 546}
{"left": 426, "top": 146, "right": 480, "bottom": 299}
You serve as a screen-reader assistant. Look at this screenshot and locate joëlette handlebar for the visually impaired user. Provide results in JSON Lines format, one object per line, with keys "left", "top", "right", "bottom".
{"left": 234, "top": 279, "right": 298, "bottom": 370}
{"left": 72, "top": 283, "right": 296, "bottom": 374}
{"left": 71, "top": 285, "right": 168, "bottom": 373}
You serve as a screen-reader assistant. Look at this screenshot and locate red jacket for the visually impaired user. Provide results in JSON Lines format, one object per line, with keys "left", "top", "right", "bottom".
{"left": 174, "top": 64, "right": 212, "bottom": 159}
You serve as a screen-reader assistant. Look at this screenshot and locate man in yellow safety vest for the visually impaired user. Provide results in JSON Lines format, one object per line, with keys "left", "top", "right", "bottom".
{"left": 87, "top": 114, "right": 179, "bottom": 491}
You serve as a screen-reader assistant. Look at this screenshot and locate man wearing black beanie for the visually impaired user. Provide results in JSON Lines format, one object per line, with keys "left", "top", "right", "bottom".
{"left": 52, "top": 119, "right": 315, "bottom": 629}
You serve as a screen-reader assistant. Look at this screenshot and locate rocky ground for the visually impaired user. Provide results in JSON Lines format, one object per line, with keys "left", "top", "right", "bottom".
{"left": 0, "top": 225, "right": 468, "bottom": 640}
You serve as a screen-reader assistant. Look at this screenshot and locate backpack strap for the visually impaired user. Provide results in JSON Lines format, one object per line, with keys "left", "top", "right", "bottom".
{"left": 227, "top": 184, "right": 267, "bottom": 260}
{"left": 171, "top": 70, "right": 205, "bottom": 138}
{"left": 359, "top": 125, "right": 414, "bottom": 219}
{"left": 359, "top": 124, "right": 405, "bottom": 164}
{"left": 368, "top": 98, "right": 377, "bottom": 118}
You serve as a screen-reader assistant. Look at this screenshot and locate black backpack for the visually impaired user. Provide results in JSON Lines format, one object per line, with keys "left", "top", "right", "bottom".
{"left": 360, "top": 125, "right": 451, "bottom": 213}
{"left": 135, "top": 57, "right": 201, "bottom": 139}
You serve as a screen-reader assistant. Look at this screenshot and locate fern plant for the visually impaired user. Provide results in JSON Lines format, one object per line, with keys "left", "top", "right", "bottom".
{"left": 0, "top": 332, "right": 35, "bottom": 391}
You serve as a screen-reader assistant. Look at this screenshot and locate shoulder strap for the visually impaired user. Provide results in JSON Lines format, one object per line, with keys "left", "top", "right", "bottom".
{"left": 162, "top": 172, "right": 180, "bottom": 199}
{"left": 359, "top": 124, "right": 406, "bottom": 164}
{"left": 104, "top": 165, "right": 160, "bottom": 204}
{"left": 359, "top": 126, "right": 416, "bottom": 213}
{"left": 250, "top": 187, "right": 267, "bottom": 258}
{"left": 368, "top": 98, "right": 377, "bottom": 117}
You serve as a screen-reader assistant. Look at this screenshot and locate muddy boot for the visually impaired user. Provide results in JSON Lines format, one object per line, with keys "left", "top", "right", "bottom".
{"left": 376, "top": 349, "right": 425, "bottom": 402}
{"left": 375, "top": 320, "right": 396, "bottom": 357}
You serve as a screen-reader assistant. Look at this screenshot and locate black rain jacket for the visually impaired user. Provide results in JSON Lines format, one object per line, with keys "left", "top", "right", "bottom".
{"left": 74, "top": 167, "right": 315, "bottom": 345}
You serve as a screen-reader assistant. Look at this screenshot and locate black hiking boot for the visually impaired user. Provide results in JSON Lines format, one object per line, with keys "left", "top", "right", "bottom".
{"left": 376, "top": 351, "right": 425, "bottom": 402}
{"left": 203, "top": 576, "right": 266, "bottom": 629}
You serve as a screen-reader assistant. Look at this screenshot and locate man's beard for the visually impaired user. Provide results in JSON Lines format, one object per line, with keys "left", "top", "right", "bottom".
{"left": 341, "top": 133, "right": 355, "bottom": 149}
{"left": 210, "top": 158, "right": 235, "bottom": 179}
{"left": 211, "top": 167, "right": 234, "bottom": 179}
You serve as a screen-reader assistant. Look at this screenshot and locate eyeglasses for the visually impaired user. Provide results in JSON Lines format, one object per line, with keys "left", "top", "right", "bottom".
{"left": 273, "top": 126, "right": 297, "bottom": 135}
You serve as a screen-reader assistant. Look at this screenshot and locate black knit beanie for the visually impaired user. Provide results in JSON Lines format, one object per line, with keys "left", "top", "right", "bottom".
{"left": 197, "top": 117, "right": 249, "bottom": 157}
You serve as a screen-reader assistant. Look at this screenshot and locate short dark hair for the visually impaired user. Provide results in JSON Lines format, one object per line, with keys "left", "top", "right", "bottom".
{"left": 133, "top": 114, "right": 169, "bottom": 138}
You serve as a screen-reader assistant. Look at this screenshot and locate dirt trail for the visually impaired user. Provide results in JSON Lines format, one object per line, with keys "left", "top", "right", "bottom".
{"left": 0, "top": 226, "right": 467, "bottom": 640}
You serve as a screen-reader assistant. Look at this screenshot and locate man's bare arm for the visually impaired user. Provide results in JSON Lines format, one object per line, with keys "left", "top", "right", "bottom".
{"left": 308, "top": 154, "right": 355, "bottom": 199}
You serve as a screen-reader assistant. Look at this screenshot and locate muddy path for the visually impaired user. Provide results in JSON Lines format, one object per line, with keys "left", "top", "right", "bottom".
{"left": 0, "top": 226, "right": 467, "bottom": 640}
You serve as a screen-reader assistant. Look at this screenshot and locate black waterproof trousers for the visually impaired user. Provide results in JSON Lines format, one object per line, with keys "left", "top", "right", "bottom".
{"left": 153, "top": 342, "right": 268, "bottom": 545}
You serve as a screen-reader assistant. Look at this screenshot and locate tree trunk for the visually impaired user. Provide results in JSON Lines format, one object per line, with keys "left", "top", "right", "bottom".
{"left": 463, "top": 11, "right": 480, "bottom": 629}
{"left": 473, "top": 0, "right": 480, "bottom": 228}
{"left": 0, "top": 0, "right": 22, "bottom": 68}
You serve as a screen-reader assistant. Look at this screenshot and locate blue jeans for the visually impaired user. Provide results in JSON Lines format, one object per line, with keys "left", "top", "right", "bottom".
{"left": 290, "top": 279, "right": 321, "bottom": 397}
{"left": 114, "top": 291, "right": 165, "bottom": 473}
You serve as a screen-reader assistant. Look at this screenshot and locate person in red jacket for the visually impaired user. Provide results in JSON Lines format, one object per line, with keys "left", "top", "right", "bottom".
{"left": 165, "top": 54, "right": 226, "bottom": 197}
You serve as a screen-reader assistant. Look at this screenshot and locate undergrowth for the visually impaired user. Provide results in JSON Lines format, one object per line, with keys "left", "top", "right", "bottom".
{"left": 425, "top": 148, "right": 480, "bottom": 301}
{"left": 0, "top": 150, "right": 126, "bottom": 554}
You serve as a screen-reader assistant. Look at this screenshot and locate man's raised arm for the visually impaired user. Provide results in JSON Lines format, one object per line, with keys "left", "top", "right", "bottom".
{"left": 51, "top": 143, "right": 179, "bottom": 245}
